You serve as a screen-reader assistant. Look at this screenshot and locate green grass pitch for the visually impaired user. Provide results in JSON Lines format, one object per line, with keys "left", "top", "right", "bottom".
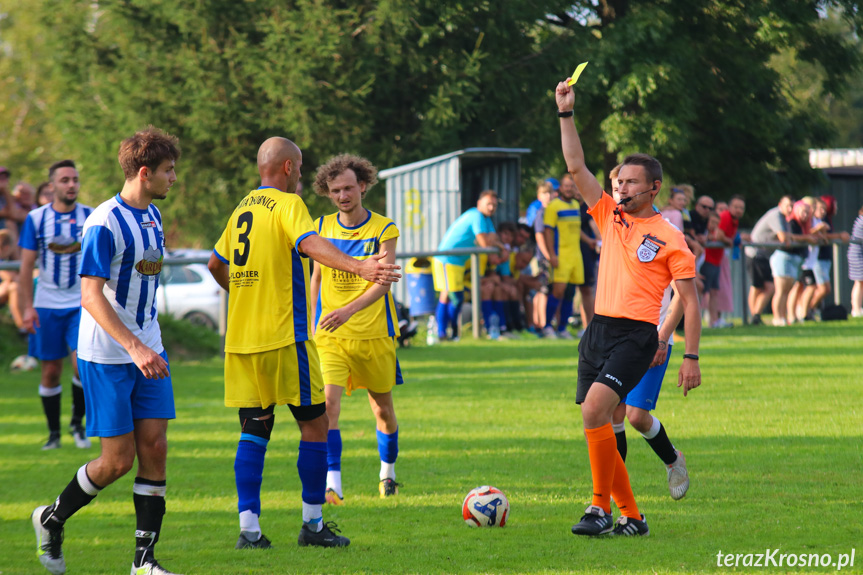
{"left": 2, "top": 320, "right": 861, "bottom": 574}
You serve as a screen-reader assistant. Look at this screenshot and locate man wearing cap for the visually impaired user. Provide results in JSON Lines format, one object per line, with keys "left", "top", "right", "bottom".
{"left": 432, "top": 190, "right": 508, "bottom": 340}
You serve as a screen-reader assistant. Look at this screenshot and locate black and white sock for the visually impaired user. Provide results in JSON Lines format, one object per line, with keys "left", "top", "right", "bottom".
{"left": 640, "top": 416, "right": 678, "bottom": 465}
{"left": 43, "top": 464, "right": 102, "bottom": 528}
{"left": 133, "top": 478, "right": 167, "bottom": 567}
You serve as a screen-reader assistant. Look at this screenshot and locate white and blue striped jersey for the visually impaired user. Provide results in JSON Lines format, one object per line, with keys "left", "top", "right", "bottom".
{"left": 18, "top": 203, "right": 93, "bottom": 309}
{"left": 77, "top": 194, "right": 166, "bottom": 364}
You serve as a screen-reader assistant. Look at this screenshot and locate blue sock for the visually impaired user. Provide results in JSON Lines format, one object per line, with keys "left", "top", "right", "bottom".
{"left": 493, "top": 301, "right": 507, "bottom": 330}
{"left": 377, "top": 428, "right": 399, "bottom": 464}
{"left": 297, "top": 441, "right": 327, "bottom": 505}
{"left": 482, "top": 301, "right": 494, "bottom": 330}
{"left": 559, "top": 296, "right": 574, "bottom": 332}
{"left": 545, "top": 295, "right": 560, "bottom": 328}
{"left": 235, "top": 439, "right": 267, "bottom": 516}
{"left": 448, "top": 301, "right": 463, "bottom": 337}
{"left": 435, "top": 301, "right": 449, "bottom": 338}
{"left": 326, "top": 429, "right": 342, "bottom": 472}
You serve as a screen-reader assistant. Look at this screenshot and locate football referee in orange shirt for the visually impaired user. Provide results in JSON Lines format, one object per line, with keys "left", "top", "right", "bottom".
{"left": 555, "top": 78, "right": 702, "bottom": 537}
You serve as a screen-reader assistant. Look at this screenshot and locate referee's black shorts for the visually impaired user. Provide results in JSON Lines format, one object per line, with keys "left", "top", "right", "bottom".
{"left": 576, "top": 314, "right": 658, "bottom": 404}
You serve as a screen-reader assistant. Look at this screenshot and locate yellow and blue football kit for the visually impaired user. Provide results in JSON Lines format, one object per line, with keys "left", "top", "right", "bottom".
{"left": 544, "top": 197, "right": 585, "bottom": 285}
{"left": 213, "top": 186, "right": 323, "bottom": 408}
{"left": 314, "top": 210, "right": 403, "bottom": 395}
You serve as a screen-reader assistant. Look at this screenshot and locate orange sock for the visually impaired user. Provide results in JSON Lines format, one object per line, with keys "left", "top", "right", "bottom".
{"left": 610, "top": 450, "right": 641, "bottom": 519}
{"left": 585, "top": 423, "right": 617, "bottom": 514}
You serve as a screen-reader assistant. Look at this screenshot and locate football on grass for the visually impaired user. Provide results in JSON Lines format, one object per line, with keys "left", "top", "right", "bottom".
{"left": 462, "top": 486, "right": 509, "bottom": 527}
{"left": 10, "top": 355, "right": 38, "bottom": 371}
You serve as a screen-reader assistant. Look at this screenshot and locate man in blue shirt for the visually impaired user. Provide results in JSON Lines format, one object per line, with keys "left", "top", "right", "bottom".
{"left": 432, "top": 190, "right": 507, "bottom": 340}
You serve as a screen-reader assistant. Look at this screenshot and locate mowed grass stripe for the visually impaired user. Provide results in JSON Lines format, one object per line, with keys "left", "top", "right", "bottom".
{"left": 1, "top": 319, "right": 861, "bottom": 573}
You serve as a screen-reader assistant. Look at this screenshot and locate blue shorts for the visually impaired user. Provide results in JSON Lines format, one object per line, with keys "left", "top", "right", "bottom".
{"left": 78, "top": 350, "right": 176, "bottom": 438}
{"left": 770, "top": 250, "right": 803, "bottom": 279}
{"left": 623, "top": 345, "right": 671, "bottom": 411}
{"left": 813, "top": 259, "right": 832, "bottom": 285}
{"left": 29, "top": 307, "right": 79, "bottom": 361}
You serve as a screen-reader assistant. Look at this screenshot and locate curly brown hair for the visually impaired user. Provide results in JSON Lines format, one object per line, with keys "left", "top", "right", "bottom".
{"left": 118, "top": 126, "right": 180, "bottom": 181}
{"left": 313, "top": 154, "right": 378, "bottom": 199}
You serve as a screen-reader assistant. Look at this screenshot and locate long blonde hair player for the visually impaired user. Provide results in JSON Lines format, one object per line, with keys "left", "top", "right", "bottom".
{"left": 310, "top": 154, "right": 403, "bottom": 505}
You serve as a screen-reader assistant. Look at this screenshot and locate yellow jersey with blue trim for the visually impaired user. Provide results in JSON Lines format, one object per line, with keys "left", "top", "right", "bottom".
{"left": 543, "top": 197, "right": 582, "bottom": 258}
{"left": 213, "top": 187, "right": 317, "bottom": 354}
{"left": 315, "top": 210, "right": 400, "bottom": 340}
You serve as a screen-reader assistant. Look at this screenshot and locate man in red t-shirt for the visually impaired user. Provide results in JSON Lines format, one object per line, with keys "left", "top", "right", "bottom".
{"left": 700, "top": 195, "right": 744, "bottom": 327}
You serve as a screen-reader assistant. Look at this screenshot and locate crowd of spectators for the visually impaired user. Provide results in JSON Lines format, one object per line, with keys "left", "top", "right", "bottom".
{"left": 428, "top": 175, "right": 863, "bottom": 340}
{"left": 4, "top": 159, "right": 863, "bottom": 341}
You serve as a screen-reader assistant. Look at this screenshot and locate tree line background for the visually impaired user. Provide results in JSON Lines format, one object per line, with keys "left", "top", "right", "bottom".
{"left": 1, "top": 0, "right": 862, "bottom": 246}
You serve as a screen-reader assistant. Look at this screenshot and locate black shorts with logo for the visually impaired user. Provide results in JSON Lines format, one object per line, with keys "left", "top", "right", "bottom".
{"left": 576, "top": 314, "right": 659, "bottom": 404}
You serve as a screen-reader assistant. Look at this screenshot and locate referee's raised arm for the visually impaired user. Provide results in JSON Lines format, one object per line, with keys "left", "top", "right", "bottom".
{"left": 556, "top": 80, "right": 603, "bottom": 209}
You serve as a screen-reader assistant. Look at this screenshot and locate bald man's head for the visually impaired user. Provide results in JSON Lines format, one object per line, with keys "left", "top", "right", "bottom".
{"left": 257, "top": 137, "right": 303, "bottom": 193}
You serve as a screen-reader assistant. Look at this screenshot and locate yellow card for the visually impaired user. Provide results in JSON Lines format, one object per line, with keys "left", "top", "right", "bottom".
{"left": 567, "top": 62, "right": 589, "bottom": 86}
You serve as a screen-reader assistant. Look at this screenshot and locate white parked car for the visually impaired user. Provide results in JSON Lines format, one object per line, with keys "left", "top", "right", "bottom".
{"left": 156, "top": 260, "right": 222, "bottom": 331}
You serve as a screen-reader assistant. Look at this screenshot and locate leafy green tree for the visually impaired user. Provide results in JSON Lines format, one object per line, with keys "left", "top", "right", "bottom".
{"left": 2, "top": 0, "right": 861, "bottom": 239}
{"left": 546, "top": 1, "right": 862, "bottom": 221}
{"left": 0, "top": 1, "right": 65, "bottom": 186}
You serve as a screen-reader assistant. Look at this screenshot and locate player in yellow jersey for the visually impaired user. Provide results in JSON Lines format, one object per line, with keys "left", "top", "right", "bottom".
{"left": 309, "top": 154, "right": 403, "bottom": 505}
{"left": 207, "top": 138, "right": 401, "bottom": 550}
{"left": 543, "top": 175, "right": 585, "bottom": 339}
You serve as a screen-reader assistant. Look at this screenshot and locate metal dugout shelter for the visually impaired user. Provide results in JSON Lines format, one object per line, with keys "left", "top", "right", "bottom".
{"left": 380, "top": 147, "right": 531, "bottom": 309}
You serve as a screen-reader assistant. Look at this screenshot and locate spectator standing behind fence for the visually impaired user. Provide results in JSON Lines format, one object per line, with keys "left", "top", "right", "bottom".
{"left": 660, "top": 188, "right": 686, "bottom": 232}
{"left": 0, "top": 229, "right": 23, "bottom": 326}
{"left": 0, "top": 167, "right": 28, "bottom": 240}
{"left": 849, "top": 205, "right": 863, "bottom": 318}
{"left": 787, "top": 197, "right": 819, "bottom": 323}
{"left": 769, "top": 199, "right": 806, "bottom": 326}
{"left": 715, "top": 197, "right": 744, "bottom": 327}
{"left": 688, "top": 194, "right": 712, "bottom": 260}
{"left": 0, "top": 167, "right": 10, "bottom": 230}
{"left": 746, "top": 196, "right": 792, "bottom": 325}
{"left": 18, "top": 160, "right": 94, "bottom": 451}
{"left": 797, "top": 196, "right": 849, "bottom": 321}
{"left": 37, "top": 182, "right": 54, "bottom": 207}
{"left": 700, "top": 197, "right": 741, "bottom": 329}
{"left": 782, "top": 201, "right": 816, "bottom": 324}
{"left": 713, "top": 202, "right": 734, "bottom": 322}
{"left": 14, "top": 181, "right": 37, "bottom": 212}
{"left": 531, "top": 181, "right": 557, "bottom": 331}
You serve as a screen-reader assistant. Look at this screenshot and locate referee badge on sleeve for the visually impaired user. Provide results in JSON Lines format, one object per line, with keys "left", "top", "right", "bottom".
{"left": 637, "top": 235, "right": 664, "bottom": 263}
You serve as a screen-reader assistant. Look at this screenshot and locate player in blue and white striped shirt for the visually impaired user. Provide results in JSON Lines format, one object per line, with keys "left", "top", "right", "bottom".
{"left": 19, "top": 160, "right": 94, "bottom": 451}
{"left": 32, "top": 127, "right": 183, "bottom": 575}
